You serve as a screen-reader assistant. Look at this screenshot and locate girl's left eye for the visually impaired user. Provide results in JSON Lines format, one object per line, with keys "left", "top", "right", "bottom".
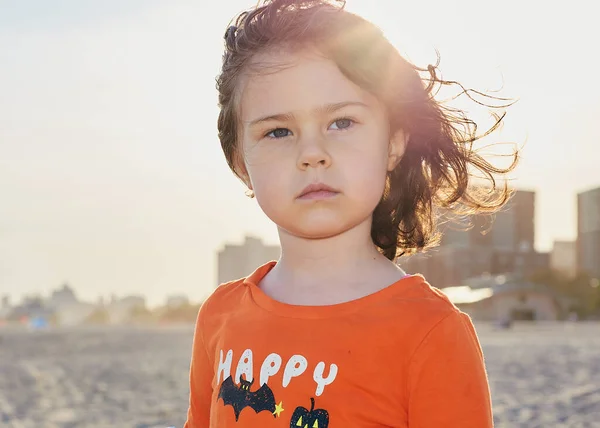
{"left": 329, "top": 118, "right": 354, "bottom": 130}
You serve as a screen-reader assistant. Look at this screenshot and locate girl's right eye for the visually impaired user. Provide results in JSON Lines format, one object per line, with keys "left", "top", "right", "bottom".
{"left": 265, "top": 128, "right": 292, "bottom": 139}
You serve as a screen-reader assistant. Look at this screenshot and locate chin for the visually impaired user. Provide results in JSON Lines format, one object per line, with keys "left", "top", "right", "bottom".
{"left": 279, "top": 217, "right": 360, "bottom": 240}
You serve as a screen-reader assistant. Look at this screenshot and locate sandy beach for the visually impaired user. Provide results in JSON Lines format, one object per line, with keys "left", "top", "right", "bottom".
{"left": 1, "top": 322, "right": 599, "bottom": 427}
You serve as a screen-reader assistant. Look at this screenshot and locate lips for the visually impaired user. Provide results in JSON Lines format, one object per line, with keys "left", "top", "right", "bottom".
{"left": 297, "top": 183, "right": 340, "bottom": 200}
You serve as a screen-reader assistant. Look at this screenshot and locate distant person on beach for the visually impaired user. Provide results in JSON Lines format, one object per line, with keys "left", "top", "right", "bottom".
{"left": 184, "top": 1, "right": 517, "bottom": 426}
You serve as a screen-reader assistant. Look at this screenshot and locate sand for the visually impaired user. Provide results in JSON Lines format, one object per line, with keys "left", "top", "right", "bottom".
{"left": 0, "top": 322, "right": 599, "bottom": 427}
{"left": 481, "top": 322, "right": 600, "bottom": 427}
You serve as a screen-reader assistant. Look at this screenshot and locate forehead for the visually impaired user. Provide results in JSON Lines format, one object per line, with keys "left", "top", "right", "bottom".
{"left": 239, "top": 49, "right": 375, "bottom": 121}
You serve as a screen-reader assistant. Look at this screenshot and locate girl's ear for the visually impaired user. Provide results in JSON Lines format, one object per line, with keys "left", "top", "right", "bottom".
{"left": 387, "top": 129, "right": 408, "bottom": 171}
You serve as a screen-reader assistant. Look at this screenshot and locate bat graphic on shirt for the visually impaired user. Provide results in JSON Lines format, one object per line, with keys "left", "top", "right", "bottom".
{"left": 217, "top": 375, "right": 276, "bottom": 421}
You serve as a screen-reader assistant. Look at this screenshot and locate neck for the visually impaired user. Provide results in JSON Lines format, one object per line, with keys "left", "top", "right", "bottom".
{"left": 274, "top": 217, "right": 390, "bottom": 287}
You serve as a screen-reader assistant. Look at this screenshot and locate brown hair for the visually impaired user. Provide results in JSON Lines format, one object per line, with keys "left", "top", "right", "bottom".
{"left": 216, "top": 0, "right": 518, "bottom": 260}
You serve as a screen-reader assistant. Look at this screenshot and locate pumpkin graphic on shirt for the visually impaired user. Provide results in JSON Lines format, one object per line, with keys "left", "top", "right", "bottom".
{"left": 290, "top": 397, "right": 329, "bottom": 428}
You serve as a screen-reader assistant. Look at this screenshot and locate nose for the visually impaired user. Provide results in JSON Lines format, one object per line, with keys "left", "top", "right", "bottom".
{"left": 297, "top": 135, "right": 332, "bottom": 170}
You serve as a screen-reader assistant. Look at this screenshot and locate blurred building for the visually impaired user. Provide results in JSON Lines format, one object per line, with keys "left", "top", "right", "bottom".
{"left": 443, "top": 274, "right": 574, "bottom": 321}
{"left": 0, "top": 286, "right": 154, "bottom": 326}
{"left": 577, "top": 187, "right": 600, "bottom": 278}
{"left": 0, "top": 295, "right": 11, "bottom": 322}
{"left": 48, "top": 283, "right": 78, "bottom": 307}
{"left": 44, "top": 283, "right": 99, "bottom": 326}
{"left": 217, "top": 236, "right": 280, "bottom": 286}
{"left": 7, "top": 295, "right": 54, "bottom": 325}
{"left": 550, "top": 240, "right": 577, "bottom": 279}
{"left": 400, "top": 190, "right": 548, "bottom": 287}
{"left": 105, "top": 295, "right": 147, "bottom": 324}
{"left": 441, "top": 189, "right": 535, "bottom": 252}
{"left": 54, "top": 302, "right": 97, "bottom": 326}
{"left": 166, "top": 294, "right": 189, "bottom": 308}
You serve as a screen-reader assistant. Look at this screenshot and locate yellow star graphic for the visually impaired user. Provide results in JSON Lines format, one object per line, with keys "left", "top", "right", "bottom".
{"left": 273, "top": 401, "right": 284, "bottom": 417}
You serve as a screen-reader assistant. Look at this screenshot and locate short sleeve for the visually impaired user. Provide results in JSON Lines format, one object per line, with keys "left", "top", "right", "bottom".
{"left": 184, "top": 304, "right": 214, "bottom": 427}
{"left": 407, "top": 310, "right": 493, "bottom": 427}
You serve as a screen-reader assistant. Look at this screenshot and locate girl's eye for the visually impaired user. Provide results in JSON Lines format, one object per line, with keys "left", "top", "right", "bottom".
{"left": 329, "top": 118, "right": 354, "bottom": 130}
{"left": 266, "top": 128, "right": 292, "bottom": 139}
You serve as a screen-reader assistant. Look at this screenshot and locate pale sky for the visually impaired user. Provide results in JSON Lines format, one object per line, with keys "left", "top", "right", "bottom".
{"left": 1, "top": 0, "right": 599, "bottom": 307}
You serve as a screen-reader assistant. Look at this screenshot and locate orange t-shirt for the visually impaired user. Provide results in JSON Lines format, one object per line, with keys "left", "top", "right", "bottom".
{"left": 184, "top": 261, "right": 493, "bottom": 427}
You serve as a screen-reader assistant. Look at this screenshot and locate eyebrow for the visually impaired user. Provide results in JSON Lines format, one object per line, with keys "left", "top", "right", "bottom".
{"left": 247, "top": 101, "right": 369, "bottom": 126}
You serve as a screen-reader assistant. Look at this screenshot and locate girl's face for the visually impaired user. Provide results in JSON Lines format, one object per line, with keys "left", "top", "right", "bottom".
{"left": 238, "top": 49, "right": 406, "bottom": 240}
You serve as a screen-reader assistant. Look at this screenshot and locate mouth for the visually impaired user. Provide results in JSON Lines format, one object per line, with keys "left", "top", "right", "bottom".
{"left": 297, "top": 183, "right": 340, "bottom": 200}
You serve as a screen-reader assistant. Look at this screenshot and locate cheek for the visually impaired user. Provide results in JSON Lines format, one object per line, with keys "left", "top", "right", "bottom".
{"left": 353, "top": 163, "right": 388, "bottom": 205}
{"left": 246, "top": 161, "right": 289, "bottom": 204}
{"left": 342, "top": 143, "right": 389, "bottom": 199}
{"left": 250, "top": 170, "right": 291, "bottom": 227}
{"left": 242, "top": 142, "right": 283, "bottom": 186}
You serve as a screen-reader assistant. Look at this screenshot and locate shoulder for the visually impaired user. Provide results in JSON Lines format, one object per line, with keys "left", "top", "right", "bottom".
{"left": 190, "top": 277, "right": 251, "bottom": 360}
{"left": 194, "top": 261, "right": 274, "bottom": 330}
{"left": 410, "top": 275, "right": 482, "bottom": 350}
{"left": 391, "top": 275, "right": 479, "bottom": 350}
{"left": 402, "top": 280, "right": 492, "bottom": 426}
{"left": 196, "top": 277, "right": 247, "bottom": 325}
{"left": 396, "top": 274, "right": 463, "bottom": 324}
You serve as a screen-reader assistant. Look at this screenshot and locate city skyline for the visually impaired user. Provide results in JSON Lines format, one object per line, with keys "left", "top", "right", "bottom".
{"left": 2, "top": 0, "right": 599, "bottom": 306}
{"left": 2, "top": 184, "right": 596, "bottom": 307}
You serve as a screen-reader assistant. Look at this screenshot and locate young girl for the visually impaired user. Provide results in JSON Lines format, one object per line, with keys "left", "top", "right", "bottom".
{"left": 185, "top": 0, "right": 516, "bottom": 426}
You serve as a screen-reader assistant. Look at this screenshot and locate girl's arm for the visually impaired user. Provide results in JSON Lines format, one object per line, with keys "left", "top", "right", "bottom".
{"left": 407, "top": 311, "right": 493, "bottom": 427}
{"left": 184, "top": 308, "right": 213, "bottom": 427}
